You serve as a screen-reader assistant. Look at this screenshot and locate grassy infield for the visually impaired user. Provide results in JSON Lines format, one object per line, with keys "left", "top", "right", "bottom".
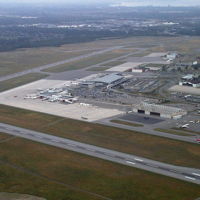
{"left": 1, "top": 37, "right": 200, "bottom": 199}
{"left": 0, "top": 105, "right": 200, "bottom": 200}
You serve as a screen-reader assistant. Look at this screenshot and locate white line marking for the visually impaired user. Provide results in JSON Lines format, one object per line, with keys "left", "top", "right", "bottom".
{"left": 51, "top": 140, "right": 59, "bottom": 143}
{"left": 134, "top": 158, "right": 143, "bottom": 162}
{"left": 185, "top": 176, "right": 196, "bottom": 181}
{"left": 87, "top": 149, "right": 95, "bottom": 152}
{"left": 126, "top": 161, "right": 136, "bottom": 165}
{"left": 192, "top": 173, "right": 200, "bottom": 177}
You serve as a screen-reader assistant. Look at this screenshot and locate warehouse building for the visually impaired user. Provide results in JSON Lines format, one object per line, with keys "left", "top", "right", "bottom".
{"left": 132, "top": 102, "right": 187, "bottom": 119}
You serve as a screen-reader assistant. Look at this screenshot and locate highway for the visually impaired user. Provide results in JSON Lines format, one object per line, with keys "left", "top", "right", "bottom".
{"left": 0, "top": 46, "right": 123, "bottom": 82}
{"left": 0, "top": 122, "right": 200, "bottom": 185}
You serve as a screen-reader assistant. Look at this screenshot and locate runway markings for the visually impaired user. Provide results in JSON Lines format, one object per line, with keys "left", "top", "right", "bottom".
{"left": 192, "top": 173, "right": 200, "bottom": 177}
{"left": 87, "top": 149, "right": 95, "bottom": 152}
{"left": 134, "top": 158, "right": 143, "bottom": 162}
{"left": 51, "top": 139, "right": 59, "bottom": 143}
{"left": 185, "top": 176, "right": 196, "bottom": 181}
{"left": 126, "top": 161, "right": 136, "bottom": 165}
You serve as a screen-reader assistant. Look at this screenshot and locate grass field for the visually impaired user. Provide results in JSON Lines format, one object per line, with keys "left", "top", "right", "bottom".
{"left": 1, "top": 36, "right": 200, "bottom": 76}
{"left": 154, "top": 128, "right": 195, "bottom": 136}
{"left": 43, "top": 50, "right": 127, "bottom": 73}
{"left": 0, "top": 47, "right": 94, "bottom": 76}
{"left": 0, "top": 105, "right": 200, "bottom": 169}
{"left": 110, "top": 120, "right": 144, "bottom": 127}
{"left": 0, "top": 132, "right": 13, "bottom": 141}
{"left": 0, "top": 135, "right": 200, "bottom": 200}
{"left": 0, "top": 73, "right": 48, "bottom": 92}
{"left": 172, "top": 128, "right": 200, "bottom": 135}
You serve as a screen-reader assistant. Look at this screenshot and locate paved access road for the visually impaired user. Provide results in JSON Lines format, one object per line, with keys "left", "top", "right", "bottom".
{"left": 0, "top": 123, "right": 200, "bottom": 185}
{"left": 0, "top": 46, "right": 123, "bottom": 82}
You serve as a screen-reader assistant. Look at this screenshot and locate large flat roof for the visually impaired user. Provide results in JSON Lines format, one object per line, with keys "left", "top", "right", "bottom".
{"left": 133, "top": 103, "right": 187, "bottom": 116}
{"left": 93, "top": 73, "right": 123, "bottom": 84}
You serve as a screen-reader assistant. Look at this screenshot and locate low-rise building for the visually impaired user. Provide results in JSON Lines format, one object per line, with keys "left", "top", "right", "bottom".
{"left": 132, "top": 102, "right": 187, "bottom": 119}
{"left": 132, "top": 68, "right": 145, "bottom": 73}
{"left": 179, "top": 74, "right": 200, "bottom": 88}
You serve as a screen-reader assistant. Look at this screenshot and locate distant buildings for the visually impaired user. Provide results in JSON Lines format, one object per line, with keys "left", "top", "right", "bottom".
{"left": 166, "top": 52, "right": 178, "bottom": 61}
{"left": 179, "top": 74, "right": 200, "bottom": 88}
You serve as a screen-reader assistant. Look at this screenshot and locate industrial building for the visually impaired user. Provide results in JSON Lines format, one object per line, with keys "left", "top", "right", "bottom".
{"left": 132, "top": 102, "right": 187, "bottom": 119}
{"left": 179, "top": 74, "right": 200, "bottom": 88}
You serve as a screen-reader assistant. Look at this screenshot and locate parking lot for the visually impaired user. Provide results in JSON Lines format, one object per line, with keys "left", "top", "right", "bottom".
{"left": 120, "top": 113, "right": 164, "bottom": 124}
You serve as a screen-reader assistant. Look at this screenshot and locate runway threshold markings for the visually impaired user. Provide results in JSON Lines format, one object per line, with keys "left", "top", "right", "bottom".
{"left": 192, "top": 173, "right": 200, "bottom": 177}
{"left": 51, "top": 139, "right": 59, "bottom": 143}
{"left": 134, "top": 158, "right": 143, "bottom": 162}
{"left": 126, "top": 161, "right": 136, "bottom": 165}
{"left": 185, "top": 176, "right": 196, "bottom": 181}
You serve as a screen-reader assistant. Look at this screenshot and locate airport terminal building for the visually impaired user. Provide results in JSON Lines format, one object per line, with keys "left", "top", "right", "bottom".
{"left": 132, "top": 103, "right": 187, "bottom": 119}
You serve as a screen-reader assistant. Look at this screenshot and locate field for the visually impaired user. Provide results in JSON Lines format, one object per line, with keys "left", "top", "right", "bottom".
{"left": 0, "top": 132, "right": 13, "bottom": 141}
{"left": 43, "top": 50, "right": 129, "bottom": 73}
{"left": 1, "top": 36, "right": 200, "bottom": 77}
{"left": 0, "top": 134, "right": 200, "bottom": 200}
{"left": 154, "top": 128, "right": 195, "bottom": 137}
{"left": 0, "top": 105, "right": 200, "bottom": 169}
{"left": 0, "top": 47, "right": 95, "bottom": 77}
{"left": 0, "top": 73, "right": 48, "bottom": 92}
{"left": 0, "top": 193, "right": 45, "bottom": 200}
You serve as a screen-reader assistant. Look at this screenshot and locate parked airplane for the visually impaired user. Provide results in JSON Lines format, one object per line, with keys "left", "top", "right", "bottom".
{"left": 181, "top": 124, "right": 189, "bottom": 128}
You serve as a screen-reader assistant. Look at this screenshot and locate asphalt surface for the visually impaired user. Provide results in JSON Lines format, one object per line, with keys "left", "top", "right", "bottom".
{"left": 120, "top": 113, "right": 164, "bottom": 124}
{"left": 0, "top": 46, "right": 123, "bottom": 82}
{"left": 0, "top": 122, "right": 200, "bottom": 185}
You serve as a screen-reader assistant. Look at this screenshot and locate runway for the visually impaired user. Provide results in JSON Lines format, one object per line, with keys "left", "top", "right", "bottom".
{"left": 0, "top": 122, "right": 200, "bottom": 185}
{"left": 0, "top": 46, "right": 123, "bottom": 82}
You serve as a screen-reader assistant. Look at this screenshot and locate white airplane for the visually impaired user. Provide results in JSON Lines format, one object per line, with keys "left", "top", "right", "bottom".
{"left": 61, "top": 99, "right": 73, "bottom": 104}
{"left": 181, "top": 124, "right": 189, "bottom": 128}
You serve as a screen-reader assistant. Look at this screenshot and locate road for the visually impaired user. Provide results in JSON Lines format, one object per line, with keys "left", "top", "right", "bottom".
{"left": 0, "top": 46, "right": 123, "bottom": 82}
{"left": 0, "top": 122, "right": 200, "bottom": 185}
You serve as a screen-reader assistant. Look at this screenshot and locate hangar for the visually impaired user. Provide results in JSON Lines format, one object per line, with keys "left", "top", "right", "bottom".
{"left": 132, "top": 103, "right": 187, "bottom": 119}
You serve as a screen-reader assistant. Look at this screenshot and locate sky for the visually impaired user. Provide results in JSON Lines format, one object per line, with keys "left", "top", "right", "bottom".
{"left": 0, "top": 0, "right": 200, "bottom": 6}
